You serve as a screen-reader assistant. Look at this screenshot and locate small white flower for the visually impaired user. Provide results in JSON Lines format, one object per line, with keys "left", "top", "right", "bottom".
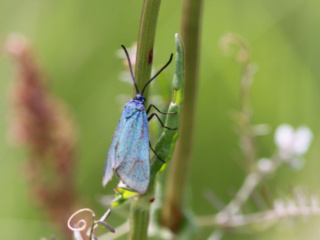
{"left": 257, "top": 158, "right": 274, "bottom": 173}
{"left": 274, "top": 124, "right": 313, "bottom": 159}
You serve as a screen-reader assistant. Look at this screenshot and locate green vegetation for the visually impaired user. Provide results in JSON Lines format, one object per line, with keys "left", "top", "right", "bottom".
{"left": 1, "top": 0, "right": 320, "bottom": 239}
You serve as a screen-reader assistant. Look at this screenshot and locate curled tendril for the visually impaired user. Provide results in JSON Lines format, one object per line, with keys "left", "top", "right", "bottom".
{"left": 67, "top": 208, "right": 95, "bottom": 232}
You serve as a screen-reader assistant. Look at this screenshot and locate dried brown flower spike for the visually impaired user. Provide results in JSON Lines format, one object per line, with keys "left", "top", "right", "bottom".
{"left": 6, "top": 33, "right": 78, "bottom": 239}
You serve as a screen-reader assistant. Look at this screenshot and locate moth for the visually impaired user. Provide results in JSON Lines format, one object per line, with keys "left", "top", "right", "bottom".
{"left": 103, "top": 45, "right": 177, "bottom": 194}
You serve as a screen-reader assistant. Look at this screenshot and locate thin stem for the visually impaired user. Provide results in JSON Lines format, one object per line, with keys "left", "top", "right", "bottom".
{"left": 198, "top": 199, "right": 320, "bottom": 228}
{"left": 89, "top": 213, "right": 95, "bottom": 240}
{"left": 134, "top": 0, "right": 161, "bottom": 98}
{"left": 129, "top": 0, "right": 162, "bottom": 239}
{"left": 161, "top": 0, "right": 203, "bottom": 232}
{"left": 222, "top": 156, "right": 281, "bottom": 216}
{"left": 239, "top": 63, "right": 256, "bottom": 173}
{"left": 220, "top": 33, "right": 255, "bottom": 172}
{"left": 196, "top": 154, "right": 283, "bottom": 229}
{"left": 222, "top": 172, "right": 264, "bottom": 216}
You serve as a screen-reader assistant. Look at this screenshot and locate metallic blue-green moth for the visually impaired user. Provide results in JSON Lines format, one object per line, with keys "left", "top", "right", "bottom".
{"left": 102, "top": 45, "right": 176, "bottom": 194}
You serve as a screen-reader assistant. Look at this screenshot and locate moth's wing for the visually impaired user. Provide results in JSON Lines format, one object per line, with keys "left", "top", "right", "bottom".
{"left": 102, "top": 109, "right": 127, "bottom": 187}
{"left": 115, "top": 110, "right": 150, "bottom": 194}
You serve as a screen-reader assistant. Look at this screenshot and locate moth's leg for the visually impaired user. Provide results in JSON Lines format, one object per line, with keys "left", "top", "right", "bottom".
{"left": 149, "top": 142, "right": 166, "bottom": 163}
{"left": 146, "top": 104, "right": 177, "bottom": 115}
{"left": 148, "top": 113, "right": 178, "bottom": 130}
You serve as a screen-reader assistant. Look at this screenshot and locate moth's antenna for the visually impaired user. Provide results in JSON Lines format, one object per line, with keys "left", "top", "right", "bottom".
{"left": 121, "top": 45, "right": 139, "bottom": 94}
{"left": 141, "top": 53, "right": 173, "bottom": 95}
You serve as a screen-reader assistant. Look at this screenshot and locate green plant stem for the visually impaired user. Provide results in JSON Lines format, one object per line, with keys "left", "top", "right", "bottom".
{"left": 161, "top": 0, "right": 203, "bottom": 232}
{"left": 129, "top": 194, "right": 153, "bottom": 240}
{"left": 128, "top": 34, "right": 184, "bottom": 240}
{"left": 134, "top": 0, "right": 161, "bottom": 98}
{"left": 129, "top": 0, "right": 161, "bottom": 239}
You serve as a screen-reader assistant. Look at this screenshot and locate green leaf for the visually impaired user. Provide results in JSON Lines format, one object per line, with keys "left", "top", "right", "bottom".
{"left": 111, "top": 187, "right": 137, "bottom": 208}
{"left": 149, "top": 33, "right": 185, "bottom": 179}
{"left": 96, "top": 221, "right": 115, "bottom": 233}
{"left": 172, "top": 33, "right": 185, "bottom": 103}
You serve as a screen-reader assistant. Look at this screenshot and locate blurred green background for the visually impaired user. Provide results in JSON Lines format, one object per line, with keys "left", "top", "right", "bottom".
{"left": 1, "top": 0, "right": 320, "bottom": 239}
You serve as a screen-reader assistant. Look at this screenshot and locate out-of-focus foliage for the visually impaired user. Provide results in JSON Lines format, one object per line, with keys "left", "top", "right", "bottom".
{"left": 1, "top": 0, "right": 320, "bottom": 239}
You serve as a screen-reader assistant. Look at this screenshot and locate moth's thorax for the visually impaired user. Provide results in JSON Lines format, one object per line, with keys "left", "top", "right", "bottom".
{"left": 124, "top": 97, "right": 146, "bottom": 118}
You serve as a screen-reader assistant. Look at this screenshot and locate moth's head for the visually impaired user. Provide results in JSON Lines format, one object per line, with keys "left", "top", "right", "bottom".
{"left": 135, "top": 93, "right": 146, "bottom": 103}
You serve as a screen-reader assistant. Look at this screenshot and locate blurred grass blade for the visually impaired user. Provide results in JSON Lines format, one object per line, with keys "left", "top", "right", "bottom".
{"left": 161, "top": 0, "right": 203, "bottom": 231}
